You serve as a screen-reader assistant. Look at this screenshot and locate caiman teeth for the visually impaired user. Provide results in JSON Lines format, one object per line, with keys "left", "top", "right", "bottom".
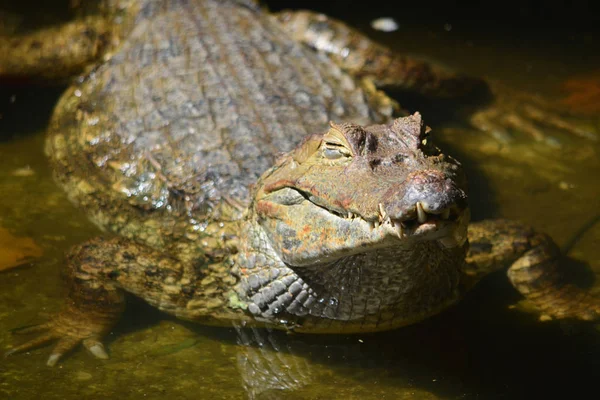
{"left": 416, "top": 202, "right": 427, "bottom": 224}
{"left": 378, "top": 203, "right": 387, "bottom": 223}
{"left": 396, "top": 223, "right": 404, "bottom": 238}
{"left": 347, "top": 211, "right": 354, "bottom": 219}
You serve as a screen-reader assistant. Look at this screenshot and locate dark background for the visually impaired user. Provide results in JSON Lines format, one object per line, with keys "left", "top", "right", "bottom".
{"left": 2, "top": 0, "right": 599, "bottom": 39}
{"left": 267, "top": 1, "right": 600, "bottom": 37}
{"left": 266, "top": 0, "right": 600, "bottom": 65}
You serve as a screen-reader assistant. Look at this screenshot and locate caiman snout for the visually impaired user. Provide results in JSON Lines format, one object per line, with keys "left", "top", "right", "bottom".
{"left": 383, "top": 170, "right": 467, "bottom": 226}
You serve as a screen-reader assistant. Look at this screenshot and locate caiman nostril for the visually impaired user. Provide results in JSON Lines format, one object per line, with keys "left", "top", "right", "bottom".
{"left": 384, "top": 169, "right": 466, "bottom": 221}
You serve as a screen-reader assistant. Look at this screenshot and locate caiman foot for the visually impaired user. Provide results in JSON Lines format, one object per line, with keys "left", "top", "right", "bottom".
{"left": 6, "top": 237, "right": 199, "bottom": 365}
{"left": 5, "top": 239, "right": 126, "bottom": 367}
{"left": 5, "top": 297, "right": 123, "bottom": 366}
{"left": 466, "top": 219, "right": 600, "bottom": 322}
{"left": 508, "top": 243, "right": 600, "bottom": 321}
{"left": 469, "top": 82, "right": 597, "bottom": 146}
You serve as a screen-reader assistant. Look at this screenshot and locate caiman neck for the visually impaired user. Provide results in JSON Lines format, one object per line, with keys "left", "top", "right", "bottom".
{"left": 232, "top": 221, "right": 468, "bottom": 333}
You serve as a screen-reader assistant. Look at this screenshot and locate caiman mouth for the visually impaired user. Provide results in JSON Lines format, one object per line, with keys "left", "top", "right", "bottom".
{"left": 331, "top": 200, "right": 463, "bottom": 237}
{"left": 266, "top": 186, "right": 468, "bottom": 248}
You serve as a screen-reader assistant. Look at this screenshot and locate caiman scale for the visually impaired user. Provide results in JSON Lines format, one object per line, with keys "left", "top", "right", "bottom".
{"left": 2, "top": 0, "right": 599, "bottom": 366}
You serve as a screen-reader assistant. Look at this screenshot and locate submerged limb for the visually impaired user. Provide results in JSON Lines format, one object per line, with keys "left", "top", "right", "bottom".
{"left": 5, "top": 285, "right": 124, "bottom": 366}
{"left": 507, "top": 238, "right": 600, "bottom": 321}
{"left": 0, "top": 16, "right": 114, "bottom": 81}
{"left": 465, "top": 219, "right": 600, "bottom": 321}
{"left": 274, "top": 10, "right": 486, "bottom": 98}
{"left": 5, "top": 237, "right": 199, "bottom": 366}
{"left": 468, "top": 82, "right": 598, "bottom": 145}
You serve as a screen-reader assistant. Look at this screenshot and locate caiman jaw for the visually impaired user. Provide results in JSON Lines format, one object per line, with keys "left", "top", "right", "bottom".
{"left": 262, "top": 183, "right": 469, "bottom": 249}
{"left": 308, "top": 193, "right": 469, "bottom": 248}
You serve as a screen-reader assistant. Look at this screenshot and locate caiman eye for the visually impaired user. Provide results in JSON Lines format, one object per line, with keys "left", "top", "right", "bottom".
{"left": 323, "top": 142, "right": 351, "bottom": 160}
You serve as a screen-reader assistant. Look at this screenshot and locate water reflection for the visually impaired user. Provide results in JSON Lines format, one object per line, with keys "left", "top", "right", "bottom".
{"left": 236, "top": 326, "right": 313, "bottom": 399}
{"left": 225, "top": 300, "right": 599, "bottom": 399}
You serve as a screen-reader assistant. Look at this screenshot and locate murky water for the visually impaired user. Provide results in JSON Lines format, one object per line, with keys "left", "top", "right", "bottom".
{"left": 1, "top": 1, "right": 599, "bottom": 399}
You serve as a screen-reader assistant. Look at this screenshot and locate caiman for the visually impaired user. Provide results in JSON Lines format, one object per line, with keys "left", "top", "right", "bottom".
{"left": 1, "top": 0, "right": 598, "bottom": 367}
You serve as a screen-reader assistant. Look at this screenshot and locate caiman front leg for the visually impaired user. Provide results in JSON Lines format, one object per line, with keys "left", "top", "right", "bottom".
{"left": 275, "top": 10, "right": 597, "bottom": 144}
{"left": 465, "top": 219, "right": 600, "bottom": 321}
{"left": 4, "top": 237, "right": 211, "bottom": 366}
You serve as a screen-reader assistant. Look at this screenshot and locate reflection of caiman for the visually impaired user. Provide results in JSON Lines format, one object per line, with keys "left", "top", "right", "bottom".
{"left": 2, "top": 0, "right": 598, "bottom": 366}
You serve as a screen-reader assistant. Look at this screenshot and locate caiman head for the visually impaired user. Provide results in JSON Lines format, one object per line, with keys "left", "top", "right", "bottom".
{"left": 251, "top": 113, "right": 469, "bottom": 268}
